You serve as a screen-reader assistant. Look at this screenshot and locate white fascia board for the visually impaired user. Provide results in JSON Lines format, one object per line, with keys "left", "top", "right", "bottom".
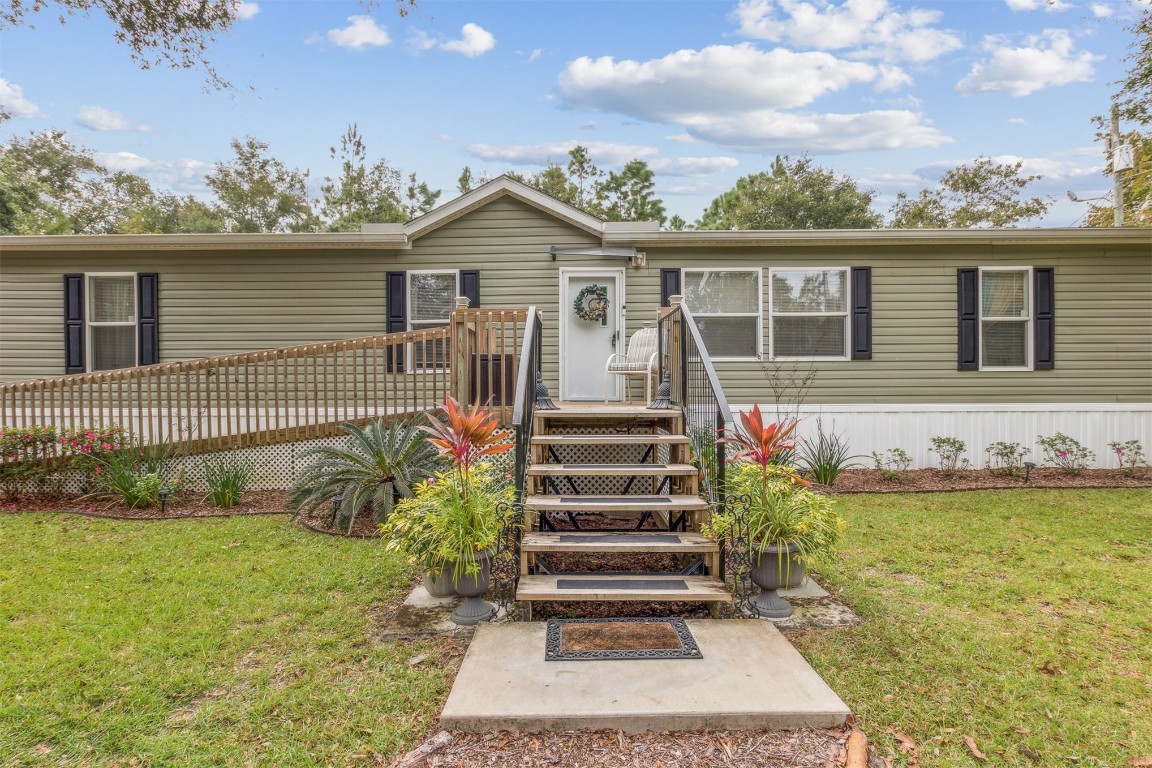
{"left": 602, "top": 227, "right": 1152, "bottom": 249}
{"left": 0, "top": 232, "right": 409, "bottom": 251}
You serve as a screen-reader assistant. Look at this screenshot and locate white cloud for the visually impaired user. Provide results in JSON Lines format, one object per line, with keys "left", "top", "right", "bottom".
{"left": 466, "top": 140, "right": 657, "bottom": 168}
{"left": 956, "top": 29, "right": 1101, "bottom": 96}
{"left": 558, "top": 44, "right": 945, "bottom": 152}
{"left": 1004, "top": 0, "right": 1071, "bottom": 10}
{"left": 665, "top": 133, "right": 698, "bottom": 143}
{"left": 732, "top": 0, "right": 962, "bottom": 62}
{"left": 325, "top": 16, "right": 391, "bottom": 50}
{"left": 96, "top": 152, "right": 213, "bottom": 192}
{"left": 648, "top": 156, "right": 740, "bottom": 176}
{"left": 1008, "top": 117, "right": 1028, "bottom": 125}
{"left": 408, "top": 30, "right": 437, "bottom": 51}
{"left": 677, "top": 108, "right": 951, "bottom": 152}
{"left": 441, "top": 23, "right": 495, "bottom": 57}
{"left": 76, "top": 106, "right": 151, "bottom": 132}
{"left": 875, "top": 64, "right": 913, "bottom": 92}
{"left": 0, "top": 78, "right": 45, "bottom": 118}
{"left": 235, "top": 2, "right": 260, "bottom": 20}
{"left": 1091, "top": 3, "right": 1113, "bottom": 17}
{"left": 524, "top": 48, "right": 543, "bottom": 62}
{"left": 560, "top": 44, "right": 880, "bottom": 120}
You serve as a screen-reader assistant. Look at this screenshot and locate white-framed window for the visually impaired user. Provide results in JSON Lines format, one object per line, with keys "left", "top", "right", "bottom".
{"left": 87, "top": 273, "right": 137, "bottom": 371}
{"left": 407, "top": 270, "right": 457, "bottom": 371}
{"left": 768, "top": 268, "right": 849, "bottom": 360}
{"left": 681, "top": 268, "right": 762, "bottom": 360}
{"left": 979, "top": 267, "right": 1031, "bottom": 370}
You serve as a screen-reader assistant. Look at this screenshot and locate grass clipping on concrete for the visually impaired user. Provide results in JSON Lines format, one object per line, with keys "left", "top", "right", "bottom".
{"left": 794, "top": 488, "right": 1152, "bottom": 767}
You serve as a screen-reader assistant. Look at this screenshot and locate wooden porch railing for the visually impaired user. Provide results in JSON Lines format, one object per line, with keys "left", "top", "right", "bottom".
{"left": 1, "top": 306, "right": 531, "bottom": 459}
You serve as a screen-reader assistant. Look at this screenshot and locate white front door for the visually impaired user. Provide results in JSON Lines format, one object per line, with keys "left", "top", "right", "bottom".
{"left": 560, "top": 269, "right": 624, "bottom": 401}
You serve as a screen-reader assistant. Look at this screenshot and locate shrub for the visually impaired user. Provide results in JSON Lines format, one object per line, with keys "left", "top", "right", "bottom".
{"left": 798, "top": 421, "right": 858, "bottom": 486}
{"left": 871, "top": 448, "right": 912, "bottom": 482}
{"left": 88, "top": 445, "right": 181, "bottom": 508}
{"left": 289, "top": 418, "right": 440, "bottom": 534}
{"left": 0, "top": 426, "right": 59, "bottom": 499}
{"left": 929, "top": 436, "right": 969, "bottom": 474}
{"left": 986, "top": 441, "right": 1029, "bottom": 476}
{"left": 203, "top": 455, "right": 252, "bottom": 508}
{"left": 1037, "top": 432, "right": 1095, "bottom": 475}
{"left": 1108, "top": 440, "right": 1147, "bottom": 476}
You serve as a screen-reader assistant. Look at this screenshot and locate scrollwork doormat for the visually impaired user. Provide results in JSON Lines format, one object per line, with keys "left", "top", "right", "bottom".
{"left": 545, "top": 617, "right": 703, "bottom": 660}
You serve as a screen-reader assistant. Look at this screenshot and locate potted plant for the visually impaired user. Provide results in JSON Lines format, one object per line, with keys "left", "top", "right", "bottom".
{"left": 380, "top": 397, "right": 515, "bottom": 625}
{"left": 705, "top": 405, "right": 844, "bottom": 619}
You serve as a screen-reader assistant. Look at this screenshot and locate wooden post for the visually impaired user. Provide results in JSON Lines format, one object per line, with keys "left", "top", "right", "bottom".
{"left": 451, "top": 296, "right": 471, "bottom": 405}
{"left": 668, "top": 294, "right": 684, "bottom": 404}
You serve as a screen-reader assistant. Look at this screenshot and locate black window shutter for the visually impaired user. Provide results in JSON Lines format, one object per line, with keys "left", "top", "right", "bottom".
{"left": 386, "top": 271, "right": 407, "bottom": 372}
{"left": 957, "top": 268, "right": 979, "bottom": 371}
{"left": 64, "top": 274, "right": 85, "bottom": 374}
{"left": 137, "top": 273, "right": 159, "bottom": 366}
{"left": 850, "top": 267, "right": 872, "bottom": 360}
{"left": 460, "top": 270, "right": 480, "bottom": 308}
{"left": 1033, "top": 267, "right": 1055, "bottom": 370}
{"left": 660, "top": 268, "right": 681, "bottom": 307}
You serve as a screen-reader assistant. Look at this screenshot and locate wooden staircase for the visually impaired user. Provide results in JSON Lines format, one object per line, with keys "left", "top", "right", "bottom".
{"left": 515, "top": 404, "right": 730, "bottom": 620}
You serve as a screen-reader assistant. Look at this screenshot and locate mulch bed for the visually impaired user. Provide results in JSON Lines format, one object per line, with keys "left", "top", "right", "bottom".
{"left": 3, "top": 468, "right": 1145, "bottom": 522}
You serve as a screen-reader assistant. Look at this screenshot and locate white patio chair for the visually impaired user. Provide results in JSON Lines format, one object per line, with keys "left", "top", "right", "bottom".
{"left": 604, "top": 326, "right": 659, "bottom": 403}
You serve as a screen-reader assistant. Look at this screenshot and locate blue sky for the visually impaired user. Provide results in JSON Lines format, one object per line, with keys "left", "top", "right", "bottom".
{"left": 1, "top": 0, "right": 1144, "bottom": 227}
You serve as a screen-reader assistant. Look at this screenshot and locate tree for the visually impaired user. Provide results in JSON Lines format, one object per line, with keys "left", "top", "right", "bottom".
{"left": 403, "top": 172, "right": 440, "bottom": 218}
{"left": 1115, "top": 5, "right": 1152, "bottom": 128}
{"left": 320, "top": 124, "right": 406, "bottom": 232}
{"left": 0, "top": 128, "right": 110, "bottom": 233}
{"left": 566, "top": 146, "right": 601, "bottom": 210}
{"left": 698, "top": 156, "right": 882, "bottom": 230}
{"left": 107, "top": 172, "right": 224, "bottom": 233}
{"left": 0, "top": 0, "right": 417, "bottom": 89}
{"left": 590, "top": 159, "right": 666, "bottom": 225}
{"left": 889, "top": 156, "right": 1052, "bottom": 228}
{"left": 205, "top": 136, "right": 318, "bottom": 233}
{"left": 1087, "top": 130, "right": 1152, "bottom": 227}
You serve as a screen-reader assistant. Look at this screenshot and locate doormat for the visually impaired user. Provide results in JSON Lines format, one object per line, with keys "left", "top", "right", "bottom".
{"left": 545, "top": 617, "right": 702, "bottom": 660}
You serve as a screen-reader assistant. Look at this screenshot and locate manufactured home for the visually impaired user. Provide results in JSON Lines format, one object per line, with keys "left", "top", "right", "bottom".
{"left": 2, "top": 176, "right": 1149, "bottom": 466}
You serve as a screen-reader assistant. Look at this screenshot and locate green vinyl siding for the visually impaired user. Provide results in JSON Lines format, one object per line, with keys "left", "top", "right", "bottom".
{"left": 643, "top": 242, "right": 1151, "bottom": 404}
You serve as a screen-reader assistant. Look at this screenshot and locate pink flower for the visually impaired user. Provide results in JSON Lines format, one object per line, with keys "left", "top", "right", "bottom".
{"left": 1116, "top": 447, "right": 1124, "bottom": 456}
{"left": 85, "top": 432, "right": 95, "bottom": 440}
{"left": 93, "top": 466, "right": 103, "bottom": 475}
{"left": 81, "top": 444, "right": 91, "bottom": 453}
{"left": 1060, "top": 450, "right": 1068, "bottom": 458}
{"left": 102, "top": 442, "right": 112, "bottom": 450}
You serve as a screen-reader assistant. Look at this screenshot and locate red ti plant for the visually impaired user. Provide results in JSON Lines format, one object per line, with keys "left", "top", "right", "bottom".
{"left": 421, "top": 397, "right": 513, "bottom": 491}
{"left": 720, "top": 404, "right": 808, "bottom": 488}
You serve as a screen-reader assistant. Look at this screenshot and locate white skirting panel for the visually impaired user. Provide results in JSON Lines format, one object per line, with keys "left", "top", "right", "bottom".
{"left": 730, "top": 403, "right": 1152, "bottom": 470}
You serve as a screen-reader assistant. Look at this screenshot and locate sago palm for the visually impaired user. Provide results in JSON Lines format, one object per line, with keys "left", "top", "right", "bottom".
{"left": 289, "top": 418, "right": 440, "bottom": 534}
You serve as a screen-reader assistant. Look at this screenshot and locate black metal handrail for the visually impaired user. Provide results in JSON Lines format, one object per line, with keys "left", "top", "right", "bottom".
{"left": 511, "top": 307, "right": 542, "bottom": 502}
{"left": 657, "top": 302, "right": 734, "bottom": 526}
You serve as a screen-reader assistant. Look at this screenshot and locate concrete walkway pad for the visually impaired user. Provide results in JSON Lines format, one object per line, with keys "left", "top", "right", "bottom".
{"left": 440, "top": 619, "right": 850, "bottom": 733}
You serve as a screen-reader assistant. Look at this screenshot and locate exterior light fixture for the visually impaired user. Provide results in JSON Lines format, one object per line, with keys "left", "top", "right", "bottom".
{"left": 1023, "top": 462, "right": 1036, "bottom": 484}
{"left": 158, "top": 488, "right": 171, "bottom": 514}
{"left": 331, "top": 495, "right": 344, "bottom": 524}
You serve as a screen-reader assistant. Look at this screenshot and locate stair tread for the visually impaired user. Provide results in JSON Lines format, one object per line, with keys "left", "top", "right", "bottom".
{"left": 531, "top": 434, "right": 688, "bottom": 445}
{"left": 517, "top": 573, "right": 730, "bottom": 602}
{"left": 526, "top": 495, "right": 710, "bottom": 512}
{"left": 522, "top": 531, "right": 717, "bottom": 552}
{"left": 536, "top": 406, "right": 680, "bottom": 419}
{"left": 527, "top": 463, "right": 697, "bottom": 476}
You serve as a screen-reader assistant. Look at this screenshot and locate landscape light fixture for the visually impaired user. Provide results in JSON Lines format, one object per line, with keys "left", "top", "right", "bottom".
{"left": 1023, "top": 462, "right": 1036, "bottom": 484}
{"left": 534, "top": 373, "right": 558, "bottom": 410}
{"left": 647, "top": 372, "right": 675, "bottom": 410}
{"left": 331, "top": 495, "right": 344, "bottom": 524}
{"left": 158, "top": 488, "right": 171, "bottom": 514}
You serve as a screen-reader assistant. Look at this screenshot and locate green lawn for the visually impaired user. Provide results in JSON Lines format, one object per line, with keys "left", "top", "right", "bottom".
{"left": 1, "top": 490, "right": 1149, "bottom": 767}
{"left": 0, "top": 514, "right": 455, "bottom": 767}
{"left": 794, "top": 488, "right": 1152, "bottom": 767}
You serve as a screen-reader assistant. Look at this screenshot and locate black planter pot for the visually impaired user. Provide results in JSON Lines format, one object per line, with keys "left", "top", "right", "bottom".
{"left": 747, "top": 543, "right": 805, "bottom": 619}
{"left": 450, "top": 550, "right": 495, "bottom": 625}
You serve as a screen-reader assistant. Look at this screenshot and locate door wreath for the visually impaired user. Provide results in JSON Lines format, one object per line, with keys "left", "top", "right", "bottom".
{"left": 573, "top": 284, "right": 610, "bottom": 323}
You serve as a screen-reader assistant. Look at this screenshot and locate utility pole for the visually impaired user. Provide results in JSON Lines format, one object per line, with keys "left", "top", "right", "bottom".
{"left": 1109, "top": 104, "right": 1126, "bottom": 227}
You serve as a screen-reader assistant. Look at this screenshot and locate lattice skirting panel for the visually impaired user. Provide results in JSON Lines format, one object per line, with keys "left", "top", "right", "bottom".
{"left": 538, "top": 425, "right": 673, "bottom": 496}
